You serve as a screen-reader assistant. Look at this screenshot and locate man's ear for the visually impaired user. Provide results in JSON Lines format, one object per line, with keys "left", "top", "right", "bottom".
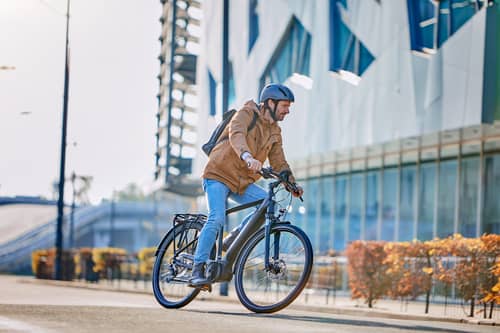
{"left": 267, "top": 99, "right": 276, "bottom": 109}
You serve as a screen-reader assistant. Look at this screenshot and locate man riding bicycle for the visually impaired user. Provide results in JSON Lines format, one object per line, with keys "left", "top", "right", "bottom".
{"left": 190, "top": 83, "right": 304, "bottom": 287}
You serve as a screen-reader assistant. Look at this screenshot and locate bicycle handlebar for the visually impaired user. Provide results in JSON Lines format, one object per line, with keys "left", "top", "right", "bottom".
{"left": 259, "top": 167, "right": 303, "bottom": 202}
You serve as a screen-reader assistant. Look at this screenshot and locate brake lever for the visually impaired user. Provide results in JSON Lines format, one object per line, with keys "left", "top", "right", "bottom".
{"left": 287, "top": 182, "right": 304, "bottom": 202}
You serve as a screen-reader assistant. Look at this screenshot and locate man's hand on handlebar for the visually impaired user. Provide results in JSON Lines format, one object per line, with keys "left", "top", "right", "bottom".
{"left": 288, "top": 184, "right": 304, "bottom": 198}
{"left": 259, "top": 167, "right": 304, "bottom": 201}
{"left": 245, "top": 157, "right": 262, "bottom": 172}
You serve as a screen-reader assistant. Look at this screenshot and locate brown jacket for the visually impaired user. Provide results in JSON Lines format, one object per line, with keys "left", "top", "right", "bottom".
{"left": 203, "top": 100, "right": 295, "bottom": 194}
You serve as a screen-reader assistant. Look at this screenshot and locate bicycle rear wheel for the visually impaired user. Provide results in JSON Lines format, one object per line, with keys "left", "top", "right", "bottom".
{"left": 152, "top": 220, "right": 203, "bottom": 309}
{"left": 234, "top": 224, "right": 313, "bottom": 313}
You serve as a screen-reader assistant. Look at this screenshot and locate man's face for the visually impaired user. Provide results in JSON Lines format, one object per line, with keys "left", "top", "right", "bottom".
{"left": 272, "top": 100, "right": 292, "bottom": 121}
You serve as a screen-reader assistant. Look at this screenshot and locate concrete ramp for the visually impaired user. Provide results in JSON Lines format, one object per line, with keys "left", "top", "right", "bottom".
{"left": 0, "top": 204, "right": 58, "bottom": 245}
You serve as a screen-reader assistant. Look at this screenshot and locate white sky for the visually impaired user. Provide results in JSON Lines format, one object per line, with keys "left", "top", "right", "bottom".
{"left": 0, "top": 0, "right": 162, "bottom": 203}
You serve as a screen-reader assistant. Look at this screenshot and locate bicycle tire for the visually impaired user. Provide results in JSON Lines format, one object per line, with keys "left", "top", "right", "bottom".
{"left": 152, "top": 221, "right": 203, "bottom": 309}
{"left": 234, "top": 224, "right": 313, "bottom": 313}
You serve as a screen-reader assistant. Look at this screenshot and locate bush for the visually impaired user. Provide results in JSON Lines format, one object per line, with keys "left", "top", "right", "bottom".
{"left": 346, "top": 241, "right": 390, "bottom": 308}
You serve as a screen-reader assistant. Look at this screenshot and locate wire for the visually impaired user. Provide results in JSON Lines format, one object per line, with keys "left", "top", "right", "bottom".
{"left": 38, "top": 0, "right": 66, "bottom": 17}
{"left": 274, "top": 184, "right": 293, "bottom": 222}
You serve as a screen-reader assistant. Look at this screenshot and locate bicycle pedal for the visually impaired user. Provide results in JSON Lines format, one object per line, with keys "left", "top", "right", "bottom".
{"left": 198, "top": 284, "right": 212, "bottom": 292}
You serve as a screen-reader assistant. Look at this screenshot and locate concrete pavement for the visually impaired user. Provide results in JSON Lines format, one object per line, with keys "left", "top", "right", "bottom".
{"left": 0, "top": 275, "right": 498, "bottom": 333}
{"left": 13, "top": 275, "right": 499, "bottom": 326}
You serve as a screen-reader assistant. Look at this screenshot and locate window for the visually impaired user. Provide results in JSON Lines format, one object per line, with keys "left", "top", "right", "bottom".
{"left": 399, "top": 165, "right": 416, "bottom": 241}
{"left": 459, "top": 157, "right": 479, "bottom": 237}
{"left": 418, "top": 162, "right": 436, "bottom": 240}
{"left": 329, "top": 0, "right": 375, "bottom": 76}
{"left": 437, "top": 160, "right": 457, "bottom": 238}
{"left": 260, "top": 16, "right": 311, "bottom": 86}
{"left": 208, "top": 70, "right": 216, "bottom": 116}
{"left": 320, "top": 177, "right": 334, "bottom": 254}
{"left": 291, "top": 185, "right": 306, "bottom": 232}
{"left": 407, "top": 0, "right": 484, "bottom": 53}
{"left": 349, "top": 173, "right": 363, "bottom": 242}
{"left": 306, "top": 179, "right": 319, "bottom": 252}
{"left": 334, "top": 176, "right": 347, "bottom": 251}
{"left": 483, "top": 154, "right": 500, "bottom": 234}
{"left": 365, "top": 171, "right": 379, "bottom": 240}
{"left": 248, "top": 0, "right": 259, "bottom": 53}
{"left": 381, "top": 168, "right": 397, "bottom": 241}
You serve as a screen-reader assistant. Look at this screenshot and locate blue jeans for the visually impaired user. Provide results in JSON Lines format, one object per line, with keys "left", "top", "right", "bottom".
{"left": 193, "top": 178, "right": 266, "bottom": 264}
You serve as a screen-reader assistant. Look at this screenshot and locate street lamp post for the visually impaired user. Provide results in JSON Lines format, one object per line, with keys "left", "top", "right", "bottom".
{"left": 54, "top": 0, "right": 71, "bottom": 281}
{"left": 220, "top": 0, "right": 230, "bottom": 297}
{"left": 69, "top": 172, "right": 76, "bottom": 249}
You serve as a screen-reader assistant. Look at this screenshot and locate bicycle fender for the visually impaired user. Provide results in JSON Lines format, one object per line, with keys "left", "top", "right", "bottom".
{"left": 154, "top": 229, "right": 175, "bottom": 257}
{"left": 274, "top": 221, "right": 291, "bottom": 225}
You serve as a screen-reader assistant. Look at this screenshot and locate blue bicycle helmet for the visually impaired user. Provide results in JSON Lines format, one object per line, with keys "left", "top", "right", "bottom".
{"left": 259, "top": 83, "right": 295, "bottom": 103}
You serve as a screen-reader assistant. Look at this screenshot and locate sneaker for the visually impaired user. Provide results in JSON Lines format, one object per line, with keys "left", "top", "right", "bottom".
{"left": 189, "top": 263, "right": 211, "bottom": 287}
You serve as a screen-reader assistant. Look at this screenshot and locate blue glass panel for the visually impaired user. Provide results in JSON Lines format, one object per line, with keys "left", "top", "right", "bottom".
{"left": 342, "top": 36, "right": 355, "bottom": 73}
{"left": 228, "top": 61, "right": 236, "bottom": 107}
{"left": 273, "top": 26, "right": 293, "bottom": 83}
{"left": 306, "top": 179, "right": 319, "bottom": 251}
{"left": 330, "top": 5, "right": 353, "bottom": 71}
{"left": 408, "top": 0, "right": 481, "bottom": 51}
{"left": 459, "top": 157, "right": 479, "bottom": 237}
{"left": 483, "top": 154, "right": 500, "bottom": 234}
{"left": 261, "top": 17, "right": 311, "bottom": 85}
{"left": 451, "top": 0, "right": 478, "bottom": 33}
{"left": 349, "top": 173, "right": 363, "bottom": 242}
{"left": 330, "top": 0, "right": 375, "bottom": 76}
{"left": 418, "top": 163, "right": 435, "bottom": 240}
{"left": 382, "top": 168, "right": 397, "bottom": 241}
{"left": 292, "top": 200, "right": 306, "bottom": 233}
{"left": 399, "top": 165, "right": 416, "bottom": 241}
{"left": 359, "top": 42, "right": 375, "bottom": 75}
{"left": 365, "top": 171, "right": 379, "bottom": 240}
{"left": 438, "top": 0, "right": 451, "bottom": 47}
{"left": 418, "top": 0, "right": 436, "bottom": 49}
{"left": 320, "top": 177, "right": 334, "bottom": 254}
{"left": 208, "top": 70, "right": 216, "bottom": 116}
{"left": 437, "top": 160, "right": 457, "bottom": 238}
{"left": 248, "top": 0, "right": 259, "bottom": 53}
{"left": 334, "top": 176, "right": 347, "bottom": 251}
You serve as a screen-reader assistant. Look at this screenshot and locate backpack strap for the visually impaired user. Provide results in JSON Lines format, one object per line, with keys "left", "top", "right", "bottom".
{"left": 248, "top": 111, "right": 258, "bottom": 132}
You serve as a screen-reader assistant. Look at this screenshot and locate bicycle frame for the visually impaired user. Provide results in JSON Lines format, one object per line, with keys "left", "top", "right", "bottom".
{"left": 153, "top": 169, "right": 295, "bottom": 285}
{"left": 214, "top": 179, "right": 287, "bottom": 282}
{"left": 152, "top": 168, "right": 312, "bottom": 312}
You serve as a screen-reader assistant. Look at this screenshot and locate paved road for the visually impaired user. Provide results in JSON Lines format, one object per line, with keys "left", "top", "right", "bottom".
{"left": 0, "top": 275, "right": 497, "bottom": 333}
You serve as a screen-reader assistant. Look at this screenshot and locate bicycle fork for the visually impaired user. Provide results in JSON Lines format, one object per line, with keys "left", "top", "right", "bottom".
{"left": 265, "top": 222, "right": 281, "bottom": 270}
{"left": 264, "top": 187, "right": 280, "bottom": 272}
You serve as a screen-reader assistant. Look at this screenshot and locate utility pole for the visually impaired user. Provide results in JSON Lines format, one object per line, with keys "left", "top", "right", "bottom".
{"left": 69, "top": 172, "right": 76, "bottom": 249}
{"left": 220, "top": 0, "right": 229, "bottom": 297}
{"left": 54, "top": 0, "right": 71, "bottom": 280}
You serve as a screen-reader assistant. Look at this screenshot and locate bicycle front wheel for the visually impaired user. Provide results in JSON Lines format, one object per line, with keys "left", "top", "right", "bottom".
{"left": 234, "top": 224, "right": 313, "bottom": 313}
{"left": 152, "top": 221, "right": 202, "bottom": 309}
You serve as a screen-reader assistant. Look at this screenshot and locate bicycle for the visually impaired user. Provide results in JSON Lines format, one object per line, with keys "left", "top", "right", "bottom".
{"left": 151, "top": 167, "right": 313, "bottom": 313}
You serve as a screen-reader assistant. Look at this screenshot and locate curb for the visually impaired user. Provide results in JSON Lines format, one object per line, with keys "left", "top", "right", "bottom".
{"left": 18, "top": 278, "right": 499, "bottom": 326}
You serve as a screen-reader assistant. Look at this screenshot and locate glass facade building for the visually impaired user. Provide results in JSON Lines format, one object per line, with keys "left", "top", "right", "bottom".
{"left": 180, "top": 1, "right": 500, "bottom": 255}
{"left": 290, "top": 131, "right": 500, "bottom": 254}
